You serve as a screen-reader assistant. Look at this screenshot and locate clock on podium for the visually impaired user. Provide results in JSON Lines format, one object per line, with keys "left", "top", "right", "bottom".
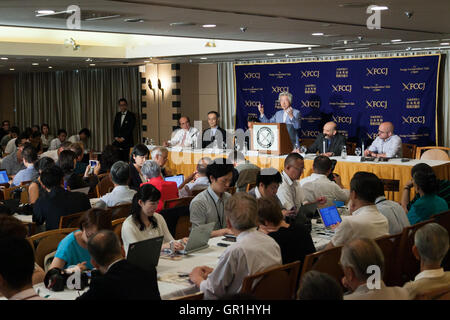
{"left": 250, "top": 123, "right": 293, "bottom": 155}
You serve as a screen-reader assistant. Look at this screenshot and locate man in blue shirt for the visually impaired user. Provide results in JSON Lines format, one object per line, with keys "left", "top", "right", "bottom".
{"left": 364, "top": 122, "right": 402, "bottom": 158}
{"left": 11, "top": 144, "right": 39, "bottom": 186}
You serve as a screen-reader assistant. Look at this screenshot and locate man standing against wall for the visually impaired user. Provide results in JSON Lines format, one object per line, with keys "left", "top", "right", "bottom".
{"left": 113, "top": 98, "right": 136, "bottom": 161}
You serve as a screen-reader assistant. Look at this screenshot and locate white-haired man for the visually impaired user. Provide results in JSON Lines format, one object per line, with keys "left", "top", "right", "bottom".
{"left": 150, "top": 146, "right": 172, "bottom": 177}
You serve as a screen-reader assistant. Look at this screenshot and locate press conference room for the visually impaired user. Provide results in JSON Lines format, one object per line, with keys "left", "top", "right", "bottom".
{"left": 0, "top": 0, "right": 450, "bottom": 307}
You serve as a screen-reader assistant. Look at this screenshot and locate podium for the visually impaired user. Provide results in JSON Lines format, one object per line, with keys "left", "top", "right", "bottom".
{"left": 250, "top": 123, "right": 293, "bottom": 155}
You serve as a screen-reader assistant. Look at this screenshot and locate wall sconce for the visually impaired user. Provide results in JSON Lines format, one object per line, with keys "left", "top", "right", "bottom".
{"left": 147, "top": 78, "right": 156, "bottom": 100}
{"left": 204, "top": 40, "right": 216, "bottom": 48}
{"left": 158, "top": 79, "right": 164, "bottom": 100}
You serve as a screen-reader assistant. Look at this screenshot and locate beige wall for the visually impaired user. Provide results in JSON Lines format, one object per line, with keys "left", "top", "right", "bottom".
{"left": 0, "top": 74, "right": 15, "bottom": 125}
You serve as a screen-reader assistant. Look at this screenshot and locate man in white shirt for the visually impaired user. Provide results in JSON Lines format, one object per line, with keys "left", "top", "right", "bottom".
{"left": 364, "top": 122, "right": 402, "bottom": 158}
{"left": 341, "top": 238, "right": 410, "bottom": 300}
{"left": 49, "top": 129, "right": 67, "bottom": 150}
{"left": 39, "top": 141, "right": 72, "bottom": 162}
{"left": 277, "top": 153, "right": 306, "bottom": 212}
{"left": 189, "top": 193, "right": 282, "bottom": 299}
{"left": 301, "top": 155, "right": 349, "bottom": 206}
{"left": 95, "top": 161, "right": 136, "bottom": 208}
{"left": 68, "top": 128, "right": 91, "bottom": 151}
{"left": 163, "top": 116, "right": 199, "bottom": 148}
{"left": 0, "top": 237, "right": 46, "bottom": 300}
{"left": 325, "top": 172, "right": 389, "bottom": 249}
{"left": 403, "top": 223, "right": 450, "bottom": 299}
{"left": 179, "top": 157, "right": 211, "bottom": 197}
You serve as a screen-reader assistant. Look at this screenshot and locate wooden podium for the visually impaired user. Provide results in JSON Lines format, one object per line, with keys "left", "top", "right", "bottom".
{"left": 250, "top": 123, "right": 293, "bottom": 155}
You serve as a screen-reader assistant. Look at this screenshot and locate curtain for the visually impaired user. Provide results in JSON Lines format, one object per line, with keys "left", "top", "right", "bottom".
{"left": 14, "top": 67, "right": 141, "bottom": 151}
{"left": 220, "top": 49, "right": 450, "bottom": 147}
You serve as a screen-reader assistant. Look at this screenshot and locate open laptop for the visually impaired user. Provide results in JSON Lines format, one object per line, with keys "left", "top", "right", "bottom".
{"left": 164, "top": 174, "right": 184, "bottom": 188}
{"left": 0, "top": 170, "right": 9, "bottom": 184}
{"left": 178, "top": 222, "right": 216, "bottom": 254}
{"left": 127, "top": 236, "right": 164, "bottom": 272}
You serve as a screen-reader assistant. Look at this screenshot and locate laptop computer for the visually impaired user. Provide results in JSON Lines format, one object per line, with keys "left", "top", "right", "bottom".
{"left": 317, "top": 205, "right": 342, "bottom": 228}
{"left": 0, "top": 170, "right": 9, "bottom": 184}
{"left": 127, "top": 236, "right": 164, "bottom": 272}
{"left": 164, "top": 174, "right": 184, "bottom": 188}
{"left": 178, "top": 222, "right": 216, "bottom": 254}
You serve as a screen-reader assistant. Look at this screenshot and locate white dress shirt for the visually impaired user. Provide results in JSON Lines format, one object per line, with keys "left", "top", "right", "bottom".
{"left": 96, "top": 185, "right": 137, "bottom": 208}
{"left": 375, "top": 196, "right": 410, "bottom": 235}
{"left": 68, "top": 134, "right": 80, "bottom": 143}
{"left": 199, "top": 228, "right": 282, "bottom": 299}
{"left": 4, "top": 137, "right": 16, "bottom": 154}
{"left": 403, "top": 268, "right": 450, "bottom": 299}
{"left": 331, "top": 205, "right": 389, "bottom": 247}
{"left": 368, "top": 135, "right": 402, "bottom": 158}
{"left": 344, "top": 281, "right": 410, "bottom": 300}
{"left": 169, "top": 127, "right": 199, "bottom": 147}
{"left": 301, "top": 173, "right": 350, "bottom": 206}
{"left": 120, "top": 111, "right": 127, "bottom": 126}
{"left": 41, "top": 134, "right": 54, "bottom": 149}
{"left": 39, "top": 149, "right": 59, "bottom": 162}
{"left": 179, "top": 176, "right": 209, "bottom": 197}
{"left": 49, "top": 138, "right": 62, "bottom": 151}
{"left": 277, "top": 170, "right": 305, "bottom": 210}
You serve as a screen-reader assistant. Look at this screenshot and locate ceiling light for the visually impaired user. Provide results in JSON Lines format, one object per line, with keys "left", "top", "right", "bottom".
{"left": 371, "top": 6, "right": 389, "bottom": 10}
{"left": 345, "top": 48, "right": 354, "bottom": 51}
{"left": 200, "top": 57, "right": 207, "bottom": 60}
{"left": 32, "top": 63, "right": 39, "bottom": 66}
{"left": 48, "top": 66, "right": 53, "bottom": 69}
{"left": 391, "top": 39, "right": 402, "bottom": 42}
{"left": 202, "top": 24, "right": 216, "bottom": 28}
{"left": 90, "top": 64, "right": 96, "bottom": 66}
{"left": 9, "top": 68, "right": 14, "bottom": 71}
{"left": 124, "top": 18, "right": 145, "bottom": 23}
{"left": 144, "top": 60, "right": 150, "bottom": 63}
{"left": 205, "top": 40, "right": 216, "bottom": 47}
{"left": 440, "top": 42, "right": 450, "bottom": 46}
{"left": 266, "top": 53, "right": 275, "bottom": 56}
{"left": 36, "top": 10, "right": 55, "bottom": 15}
{"left": 1, "top": 57, "right": 8, "bottom": 60}
{"left": 312, "top": 33, "right": 324, "bottom": 36}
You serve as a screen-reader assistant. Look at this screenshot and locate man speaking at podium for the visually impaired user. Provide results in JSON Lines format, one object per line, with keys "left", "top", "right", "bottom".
{"left": 258, "top": 92, "right": 301, "bottom": 147}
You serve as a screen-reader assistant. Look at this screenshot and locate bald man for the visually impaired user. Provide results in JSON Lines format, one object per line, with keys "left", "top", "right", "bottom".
{"left": 364, "top": 122, "right": 402, "bottom": 158}
{"left": 307, "top": 122, "right": 347, "bottom": 156}
{"left": 163, "top": 116, "right": 199, "bottom": 147}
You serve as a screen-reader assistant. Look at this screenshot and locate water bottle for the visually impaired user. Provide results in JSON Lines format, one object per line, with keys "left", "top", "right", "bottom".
{"left": 341, "top": 145, "right": 347, "bottom": 159}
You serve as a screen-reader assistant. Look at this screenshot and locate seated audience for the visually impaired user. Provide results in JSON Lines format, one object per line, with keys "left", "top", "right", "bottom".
{"left": 68, "top": 128, "right": 91, "bottom": 150}
{"left": 326, "top": 172, "right": 389, "bottom": 249}
{"left": 227, "top": 150, "right": 259, "bottom": 191}
{"left": 98, "top": 144, "right": 120, "bottom": 174}
{"left": 150, "top": 146, "right": 172, "bottom": 177}
{"left": 189, "top": 160, "right": 234, "bottom": 237}
{"left": 257, "top": 197, "right": 315, "bottom": 265}
{"left": 4, "top": 130, "right": 28, "bottom": 156}
{"left": 300, "top": 155, "right": 349, "bottom": 206}
{"left": 32, "top": 165, "right": 91, "bottom": 230}
{"left": 30, "top": 131, "right": 43, "bottom": 154}
{"left": 70, "top": 142, "right": 88, "bottom": 175}
{"left": 140, "top": 160, "right": 178, "bottom": 212}
{"left": 341, "top": 238, "right": 409, "bottom": 300}
{"left": 121, "top": 184, "right": 184, "bottom": 255}
{"left": 49, "top": 129, "right": 67, "bottom": 150}
{"left": 163, "top": 116, "right": 199, "bottom": 148}
{"left": 58, "top": 149, "right": 98, "bottom": 191}
{"left": 373, "top": 176, "right": 410, "bottom": 235}
{"left": 11, "top": 144, "right": 39, "bottom": 186}
{"left": 404, "top": 171, "right": 447, "bottom": 225}
{"left": 128, "top": 143, "right": 149, "bottom": 191}
{"left": 248, "top": 167, "right": 286, "bottom": 209}
{"left": 0, "top": 237, "right": 45, "bottom": 300}
{"left": 363, "top": 122, "right": 402, "bottom": 158}
{"left": 403, "top": 223, "right": 450, "bottom": 298}
{"left": 307, "top": 122, "right": 346, "bottom": 156}
{"left": 178, "top": 157, "right": 212, "bottom": 197}
{"left": 28, "top": 157, "right": 55, "bottom": 204}
{"left": 40, "top": 123, "right": 53, "bottom": 151}
{"left": 31, "top": 125, "right": 40, "bottom": 134}
{"left": 0, "top": 136, "right": 29, "bottom": 176}
{"left": 77, "top": 230, "right": 161, "bottom": 300}
{"left": 189, "top": 193, "right": 282, "bottom": 299}
{"left": 95, "top": 161, "right": 136, "bottom": 208}
{"left": 0, "top": 120, "right": 10, "bottom": 141}
{"left": 202, "top": 111, "right": 228, "bottom": 149}
{"left": 1, "top": 126, "right": 19, "bottom": 154}
{"left": 50, "top": 208, "right": 112, "bottom": 271}
{"left": 0, "top": 215, "right": 45, "bottom": 285}
{"left": 297, "top": 271, "right": 343, "bottom": 300}
{"left": 39, "top": 141, "right": 72, "bottom": 162}
{"left": 402, "top": 162, "right": 450, "bottom": 212}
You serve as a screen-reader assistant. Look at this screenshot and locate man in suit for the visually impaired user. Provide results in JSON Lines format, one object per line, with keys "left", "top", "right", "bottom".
{"left": 307, "top": 121, "right": 346, "bottom": 156}
{"left": 32, "top": 165, "right": 91, "bottom": 231}
{"left": 113, "top": 98, "right": 136, "bottom": 161}
{"left": 202, "top": 111, "right": 228, "bottom": 149}
{"left": 258, "top": 92, "right": 301, "bottom": 147}
{"left": 77, "top": 230, "right": 161, "bottom": 300}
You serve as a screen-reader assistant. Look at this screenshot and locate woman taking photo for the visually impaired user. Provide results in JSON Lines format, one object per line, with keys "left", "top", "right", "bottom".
{"left": 128, "top": 143, "right": 150, "bottom": 191}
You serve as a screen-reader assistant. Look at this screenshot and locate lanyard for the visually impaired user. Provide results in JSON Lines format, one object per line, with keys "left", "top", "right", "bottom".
{"left": 207, "top": 189, "right": 223, "bottom": 227}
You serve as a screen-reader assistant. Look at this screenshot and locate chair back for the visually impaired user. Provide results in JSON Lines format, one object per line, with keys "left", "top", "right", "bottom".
{"left": 300, "top": 138, "right": 315, "bottom": 148}
{"left": 414, "top": 285, "right": 450, "bottom": 300}
{"left": 112, "top": 217, "right": 126, "bottom": 243}
{"left": 345, "top": 142, "right": 356, "bottom": 155}
{"left": 402, "top": 143, "right": 417, "bottom": 159}
{"left": 416, "top": 146, "right": 450, "bottom": 160}
{"left": 191, "top": 187, "right": 207, "bottom": 197}
{"left": 59, "top": 210, "right": 86, "bottom": 229}
{"left": 241, "top": 261, "right": 301, "bottom": 300}
{"left": 108, "top": 203, "right": 132, "bottom": 220}
{"left": 380, "top": 179, "right": 400, "bottom": 200}
{"left": 27, "top": 228, "right": 77, "bottom": 269}
{"left": 246, "top": 183, "right": 257, "bottom": 192}
{"left": 375, "top": 232, "right": 403, "bottom": 286}
{"left": 225, "top": 186, "right": 236, "bottom": 195}
{"left": 2, "top": 185, "right": 30, "bottom": 203}
{"left": 432, "top": 209, "right": 450, "bottom": 234}
{"left": 160, "top": 205, "right": 192, "bottom": 239}
{"left": 163, "top": 196, "right": 194, "bottom": 210}
{"left": 300, "top": 246, "right": 344, "bottom": 287}
{"left": 95, "top": 175, "right": 114, "bottom": 198}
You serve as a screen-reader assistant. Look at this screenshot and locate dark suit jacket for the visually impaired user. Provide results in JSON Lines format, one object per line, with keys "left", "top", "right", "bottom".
{"left": 77, "top": 259, "right": 161, "bottom": 300}
{"left": 307, "top": 133, "right": 346, "bottom": 155}
{"left": 202, "top": 127, "right": 227, "bottom": 148}
{"left": 113, "top": 111, "right": 136, "bottom": 149}
{"left": 32, "top": 187, "right": 91, "bottom": 230}
{"left": 128, "top": 163, "right": 143, "bottom": 191}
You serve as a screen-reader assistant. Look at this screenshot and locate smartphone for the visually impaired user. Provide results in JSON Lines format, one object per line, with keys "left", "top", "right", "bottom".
{"left": 89, "top": 160, "right": 98, "bottom": 167}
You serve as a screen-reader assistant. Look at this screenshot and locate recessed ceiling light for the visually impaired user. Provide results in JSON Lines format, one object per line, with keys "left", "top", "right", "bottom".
{"left": 266, "top": 53, "right": 275, "bottom": 56}
{"left": 391, "top": 39, "right": 402, "bottom": 42}
{"left": 90, "top": 64, "right": 96, "bottom": 66}
{"left": 32, "top": 63, "right": 39, "bottom": 66}
{"left": 48, "top": 66, "right": 53, "bottom": 69}
{"left": 371, "top": 6, "right": 389, "bottom": 10}
{"left": 345, "top": 48, "right": 354, "bottom": 51}
{"left": 9, "top": 68, "right": 14, "bottom": 71}
{"left": 86, "top": 58, "right": 92, "bottom": 62}
{"left": 36, "top": 10, "right": 55, "bottom": 14}
{"left": 144, "top": 60, "right": 150, "bottom": 63}
{"left": 124, "top": 18, "right": 145, "bottom": 23}
{"left": 202, "top": 24, "right": 216, "bottom": 28}
{"left": 200, "top": 57, "right": 207, "bottom": 60}
{"left": 440, "top": 42, "right": 450, "bottom": 46}
{"left": 312, "top": 33, "right": 324, "bottom": 36}
{"left": 0, "top": 57, "right": 8, "bottom": 60}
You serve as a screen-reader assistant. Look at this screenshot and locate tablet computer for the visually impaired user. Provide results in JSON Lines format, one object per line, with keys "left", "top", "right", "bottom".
{"left": 0, "top": 170, "right": 9, "bottom": 184}
{"left": 164, "top": 174, "right": 184, "bottom": 188}
{"left": 318, "top": 205, "right": 342, "bottom": 227}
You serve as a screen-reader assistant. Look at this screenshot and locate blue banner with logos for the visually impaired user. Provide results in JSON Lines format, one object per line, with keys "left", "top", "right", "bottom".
{"left": 234, "top": 54, "right": 440, "bottom": 146}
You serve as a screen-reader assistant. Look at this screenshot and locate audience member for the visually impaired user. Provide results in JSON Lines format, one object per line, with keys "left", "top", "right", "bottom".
{"left": 202, "top": 111, "right": 227, "bottom": 149}
{"left": 50, "top": 208, "right": 112, "bottom": 271}
{"left": 0, "top": 237, "right": 45, "bottom": 300}
{"left": 33, "top": 165, "right": 91, "bottom": 230}
{"left": 30, "top": 131, "right": 43, "bottom": 154}
{"left": 0, "top": 136, "right": 29, "bottom": 176}
{"left": 39, "top": 140, "right": 72, "bottom": 162}
{"left": 163, "top": 116, "right": 199, "bottom": 148}
{"left": 364, "top": 122, "right": 402, "bottom": 158}
{"left": 99, "top": 144, "right": 120, "bottom": 174}
{"left": 306, "top": 122, "right": 346, "bottom": 156}
{"left": 128, "top": 143, "right": 149, "bottom": 191}
{"left": 49, "top": 129, "right": 67, "bottom": 151}
{"left": 1, "top": 126, "right": 19, "bottom": 153}
{"left": 257, "top": 197, "right": 315, "bottom": 265}
{"left": 121, "top": 184, "right": 183, "bottom": 255}
{"left": 341, "top": 238, "right": 409, "bottom": 300}
{"left": 28, "top": 157, "right": 55, "bottom": 204}
{"left": 189, "top": 160, "right": 234, "bottom": 237}
{"left": 140, "top": 160, "right": 178, "bottom": 212}
{"left": 0, "top": 120, "right": 10, "bottom": 141}
{"left": 300, "top": 155, "right": 349, "bottom": 206}
{"left": 248, "top": 167, "right": 286, "bottom": 211}
{"left": 189, "top": 193, "right": 282, "bottom": 299}
{"left": 403, "top": 223, "right": 450, "bottom": 298}
{"left": 31, "top": 125, "right": 40, "bottom": 134}
{"left": 4, "top": 130, "right": 28, "bottom": 155}
{"left": 297, "top": 271, "right": 343, "bottom": 300}
{"left": 40, "top": 123, "right": 53, "bottom": 151}
{"left": 69, "top": 142, "right": 88, "bottom": 175}
{"left": 95, "top": 161, "right": 136, "bottom": 208}
{"left": 68, "top": 128, "right": 91, "bottom": 150}
{"left": 58, "top": 149, "right": 98, "bottom": 191}
{"left": 150, "top": 146, "right": 172, "bottom": 177}
{"left": 178, "top": 157, "right": 212, "bottom": 197}
{"left": 227, "top": 150, "right": 259, "bottom": 191}
{"left": 77, "top": 230, "right": 160, "bottom": 300}
{"left": 11, "top": 144, "right": 39, "bottom": 186}
{"left": 326, "top": 172, "right": 389, "bottom": 249}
